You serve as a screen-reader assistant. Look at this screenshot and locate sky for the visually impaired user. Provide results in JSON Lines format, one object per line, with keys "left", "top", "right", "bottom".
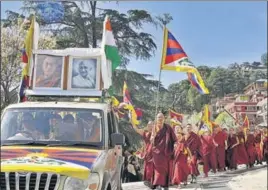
{"left": 1, "top": 1, "right": 267, "bottom": 87}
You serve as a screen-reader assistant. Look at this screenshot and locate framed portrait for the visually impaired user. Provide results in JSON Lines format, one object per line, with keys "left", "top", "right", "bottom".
{"left": 33, "top": 54, "right": 65, "bottom": 89}
{"left": 68, "top": 56, "right": 100, "bottom": 90}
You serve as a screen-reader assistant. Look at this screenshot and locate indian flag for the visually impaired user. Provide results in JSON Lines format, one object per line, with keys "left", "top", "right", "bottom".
{"left": 103, "top": 16, "right": 121, "bottom": 71}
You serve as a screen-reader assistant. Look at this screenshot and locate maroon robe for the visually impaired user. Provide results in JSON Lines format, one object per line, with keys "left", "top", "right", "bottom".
{"left": 254, "top": 133, "right": 263, "bottom": 162}
{"left": 245, "top": 134, "right": 256, "bottom": 165}
{"left": 236, "top": 131, "right": 249, "bottom": 165}
{"left": 185, "top": 132, "right": 202, "bottom": 176}
{"left": 201, "top": 135, "right": 217, "bottom": 174}
{"left": 263, "top": 136, "right": 268, "bottom": 163}
{"left": 227, "top": 134, "right": 238, "bottom": 169}
{"left": 152, "top": 124, "right": 177, "bottom": 187}
{"left": 143, "top": 132, "right": 153, "bottom": 182}
{"left": 172, "top": 140, "right": 190, "bottom": 185}
{"left": 213, "top": 130, "right": 227, "bottom": 170}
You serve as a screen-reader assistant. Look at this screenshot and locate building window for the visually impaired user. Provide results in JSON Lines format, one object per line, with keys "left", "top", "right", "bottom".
{"left": 246, "top": 106, "right": 256, "bottom": 111}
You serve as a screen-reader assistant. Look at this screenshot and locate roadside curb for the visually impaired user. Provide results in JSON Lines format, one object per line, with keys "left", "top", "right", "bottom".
{"left": 227, "top": 166, "right": 267, "bottom": 190}
{"left": 225, "top": 164, "right": 267, "bottom": 175}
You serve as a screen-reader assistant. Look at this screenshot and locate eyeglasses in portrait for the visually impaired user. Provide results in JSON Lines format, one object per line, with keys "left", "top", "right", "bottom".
{"left": 34, "top": 55, "right": 64, "bottom": 89}
{"left": 71, "top": 58, "right": 98, "bottom": 89}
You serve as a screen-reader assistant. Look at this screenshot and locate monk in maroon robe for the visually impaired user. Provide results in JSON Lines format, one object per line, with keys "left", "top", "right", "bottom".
{"left": 213, "top": 126, "right": 228, "bottom": 171}
{"left": 245, "top": 129, "right": 256, "bottom": 168}
{"left": 151, "top": 113, "right": 177, "bottom": 189}
{"left": 222, "top": 128, "right": 229, "bottom": 170}
{"left": 169, "top": 125, "right": 182, "bottom": 185}
{"left": 185, "top": 124, "right": 202, "bottom": 183}
{"left": 133, "top": 121, "right": 154, "bottom": 187}
{"left": 236, "top": 127, "right": 249, "bottom": 166}
{"left": 254, "top": 128, "right": 263, "bottom": 165}
{"left": 227, "top": 128, "right": 239, "bottom": 170}
{"left": 262, "top": 129, "right": 268, "bottom": 164}
{"left": 200, "top": 130, "right": 217, "bottom": 177}
{"left": 172, "top": 131, "right": 190, "bottom": 188}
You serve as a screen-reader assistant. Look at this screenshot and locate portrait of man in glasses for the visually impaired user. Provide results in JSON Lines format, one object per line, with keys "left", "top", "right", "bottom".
{"left": 71, "top": 58, "right": 97, "bottom": 89}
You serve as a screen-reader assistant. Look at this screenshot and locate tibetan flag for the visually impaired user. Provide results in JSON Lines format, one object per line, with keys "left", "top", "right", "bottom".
{"left": 111, "top": 96, "right": 120, "bottom": 107}
{"left": 169, "top": 109, "right": 183, "bottom": 127}
{"left": 135, "top": 108, "right": 143, "bottom": 121}
{"left": 122, "top": 82, "right": 139, "bottom": 125}
{"left": 19, "top": 18, "right": 35, "bottom": 102}
{"left": 202, "top": 105, "right": 212, "bottom": 131}
{"left": 242, "top": 115, "right": 250, "bottom": 129}
{"left": 160, "top": 27, "right": 209, "bottom": 94}
{"left": 187, "top": 72, "right": 208, "bottom": 94}
{"left": 123, "top": 81, "right": 133, "bottom": 104}
{"left": 103, "top": 16, "right": 121, "bottom": 72}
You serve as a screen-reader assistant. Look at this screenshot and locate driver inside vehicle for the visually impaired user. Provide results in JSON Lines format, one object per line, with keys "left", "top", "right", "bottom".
{"left": 77, "top": 113, "right": 101, "bottom": 142}
{"left": 7, "top": 113, "right": 39, "bottom": 140}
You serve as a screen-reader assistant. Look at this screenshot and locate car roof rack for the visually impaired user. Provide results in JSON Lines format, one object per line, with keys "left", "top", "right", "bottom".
{"left": 25, "top": 89, "right": 111, "bottom": 103}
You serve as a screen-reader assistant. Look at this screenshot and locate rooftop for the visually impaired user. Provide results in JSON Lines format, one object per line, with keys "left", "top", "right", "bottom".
{"left": 244, "top": 79, "right": 267, "bottom": 90}
{"left": 4, "top": 101, "right": 109, "bottom": 111}
{"left": 257, "top": 98, "right": 268, "bottom": 107}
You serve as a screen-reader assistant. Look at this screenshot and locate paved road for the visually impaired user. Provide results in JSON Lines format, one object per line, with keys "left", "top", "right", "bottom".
{"left": 122, "top": 164, "right": 267, "bottom": 190}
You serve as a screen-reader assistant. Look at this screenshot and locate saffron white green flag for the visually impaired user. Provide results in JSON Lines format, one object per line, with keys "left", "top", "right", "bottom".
{"left": 101, "top": 16, "right": 121, "bottom": 90}
{"left": 103, "top": 16, "right": 121, "bottom": 71}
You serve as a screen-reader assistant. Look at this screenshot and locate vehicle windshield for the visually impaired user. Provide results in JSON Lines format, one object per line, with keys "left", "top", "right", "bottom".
{"left": 1, "top": 107, "right": 103, "bottom": 147}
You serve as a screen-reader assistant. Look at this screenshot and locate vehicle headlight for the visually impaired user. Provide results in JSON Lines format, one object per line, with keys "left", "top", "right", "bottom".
{"left": 64, "top": 173, "right": 100, "bottom": 190}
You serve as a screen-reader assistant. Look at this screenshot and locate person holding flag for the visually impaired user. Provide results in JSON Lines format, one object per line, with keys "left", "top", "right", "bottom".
{"left": 236, "top": 117, "right": 249, "bottom": 167}
{"left": 150, "top": 112, "right": 177, "bottom": 190}
{"left": 132, "top": 121, "right": 154, "bottom": 188}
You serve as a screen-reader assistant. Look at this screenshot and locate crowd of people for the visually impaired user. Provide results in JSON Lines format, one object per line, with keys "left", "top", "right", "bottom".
{"left": 122, "top": 112, "right": 268, "bottom": 190}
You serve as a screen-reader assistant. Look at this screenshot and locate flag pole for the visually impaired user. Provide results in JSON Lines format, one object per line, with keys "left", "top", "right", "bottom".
{"left": 151, "top": 25, "right": 166, "bottom": 143}
{"left": 154, "top": 25, "right": 167, "bottom": 116}
{"left": 154, "top": 69, "right": 162, "bottom": 116}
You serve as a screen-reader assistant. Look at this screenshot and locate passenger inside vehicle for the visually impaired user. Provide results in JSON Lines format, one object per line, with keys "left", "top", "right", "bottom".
{"left": 63, "top": 114, "right": 75, "bottom": 124}
{"left": 8, "top": 113, "right": 39, "bottom": 140}
{"left": 77, "top": 113, "right": 101, "bottom": 142}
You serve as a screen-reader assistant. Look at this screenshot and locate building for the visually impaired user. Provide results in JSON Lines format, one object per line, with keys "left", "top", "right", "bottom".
{"left": 244, "top": 79, "right": 267, "bottom": 101}
{"left": 225, "top": 94, "right": 258, "bottom": 127}
{"left": 215, "top": 94, "right": 236, "bottom": 113}
{"left": 256, "top": 98, "right": 267, "bottom": 128}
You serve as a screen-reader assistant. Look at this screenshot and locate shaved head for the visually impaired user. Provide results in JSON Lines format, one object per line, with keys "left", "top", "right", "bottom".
{"left": 156, "top": 112, "right": 165, "bottom": 128}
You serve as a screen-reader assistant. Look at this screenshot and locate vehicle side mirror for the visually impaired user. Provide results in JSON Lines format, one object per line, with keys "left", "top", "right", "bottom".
{"left": 111, "top": 133, "right": 125, "bottom": 146}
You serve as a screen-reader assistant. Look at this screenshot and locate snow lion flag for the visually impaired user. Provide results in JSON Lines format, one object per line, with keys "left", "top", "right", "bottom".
{"left": 160, "top": 27, "right": 209, "bottom": 94}
{"left": 103, "top": 16, "right": 121, "bottom": 72}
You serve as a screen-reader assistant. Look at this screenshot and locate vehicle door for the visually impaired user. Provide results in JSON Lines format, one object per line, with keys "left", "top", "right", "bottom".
{"left": 106, "top": 111, "right": 119, "bottom": 189}
{"left": 111, "top": 111, "right": 123, "bottom": 181}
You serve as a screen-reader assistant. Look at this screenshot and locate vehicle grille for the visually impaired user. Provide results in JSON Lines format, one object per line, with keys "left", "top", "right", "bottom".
{"left": 0, "top": 172, "right": 60, "bottom": 190}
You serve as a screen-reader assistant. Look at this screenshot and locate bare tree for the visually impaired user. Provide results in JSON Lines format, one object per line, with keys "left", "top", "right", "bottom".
{"left": 1, "top": 19, "right": 57, "bottom": 110}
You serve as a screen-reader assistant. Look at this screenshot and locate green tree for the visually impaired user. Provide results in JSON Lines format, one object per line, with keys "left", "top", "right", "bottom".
{"left": 214, "top": 112, "right": 235, "bottom": 128}
{"left": 1, "top": 18, "right": 57, "bottom": 110}
{"left": 22, "top": 1, "right": 168, "bottom": 67}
